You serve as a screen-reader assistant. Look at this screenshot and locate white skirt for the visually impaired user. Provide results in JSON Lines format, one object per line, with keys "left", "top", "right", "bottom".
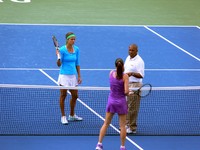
{"left": 57, "top": 74, "right": 78, "bottom": 87}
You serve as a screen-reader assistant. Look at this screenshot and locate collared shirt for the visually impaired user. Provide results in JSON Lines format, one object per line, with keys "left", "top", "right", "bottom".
{"left": 124, "top": 54, "right": 144, "bottom": 83}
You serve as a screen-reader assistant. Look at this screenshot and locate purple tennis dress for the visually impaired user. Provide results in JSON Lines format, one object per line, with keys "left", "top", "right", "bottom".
{"left": 106, "top": 71, "right": 128, "bottom": 115}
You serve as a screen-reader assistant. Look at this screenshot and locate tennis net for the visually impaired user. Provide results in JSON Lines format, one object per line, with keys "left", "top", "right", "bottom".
{"left": 0, "top": 84, "right": 200, "bottom": 135}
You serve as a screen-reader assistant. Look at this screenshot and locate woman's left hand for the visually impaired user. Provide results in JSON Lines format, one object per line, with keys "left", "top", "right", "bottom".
{"left": 78, "top": 77, "right": 82, "bottom": 84}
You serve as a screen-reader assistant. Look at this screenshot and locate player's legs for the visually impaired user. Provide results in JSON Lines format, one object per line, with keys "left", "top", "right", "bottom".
{"left": 69, "top": 89, "right": 78, "bottom": 116}
{"left": 60, "top": 89, "right": 68, "bottom": 124}
{"left": 98, "top": 112, "right": 114, "bottom": 143}
{"left": 119, "top": 114, "right": 127, "bottom": 147}
{"left": 59, "top": 89, "right": 67, "bottom": 116}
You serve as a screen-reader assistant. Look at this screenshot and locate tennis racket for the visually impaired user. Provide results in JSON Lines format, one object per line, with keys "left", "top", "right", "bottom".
{"left": 52, "top": 35, "right": 60, "bottom": 52}
{"left": 131, "top": 83, "right": 152, "bottom": 97}
{"left": 52, "top": 35, "right": 61, "bottom": 59}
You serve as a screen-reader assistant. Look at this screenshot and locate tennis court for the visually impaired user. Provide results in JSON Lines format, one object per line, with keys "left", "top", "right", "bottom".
{"left": 0, "top": 1, "right": 200, "bottom": 150}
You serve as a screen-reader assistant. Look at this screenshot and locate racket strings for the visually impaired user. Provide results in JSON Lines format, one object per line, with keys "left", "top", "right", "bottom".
{"left": 139, "top": 84, "right": 152, "bottom": 97}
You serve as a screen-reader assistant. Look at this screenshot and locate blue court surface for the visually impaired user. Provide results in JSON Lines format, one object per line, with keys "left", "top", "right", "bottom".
{"left": 0, "top": 24, "right": 200, "bottom": 150}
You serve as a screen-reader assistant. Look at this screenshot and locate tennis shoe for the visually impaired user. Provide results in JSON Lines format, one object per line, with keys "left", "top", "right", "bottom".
{"left": 68, "top": 114, "right": 83, "bottom": 121}
{"left": 119, "top": 125, "right": 129, "bottom": 130}
{"left": 120, "top": 146, "right": 126, "bottom": 150}
{"left": 95, "top": 143, "right": 103, "bottom": 150}
{"left": 61, "top": 116, "right": 68, "bottom": 125}
{"left": 126, "top": 127, "right": 136, "bottom": 134}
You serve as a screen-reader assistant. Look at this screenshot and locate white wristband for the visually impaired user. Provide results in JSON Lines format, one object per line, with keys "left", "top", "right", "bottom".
{"left": 57, "top": 54, "right": 61, "bottom": 59}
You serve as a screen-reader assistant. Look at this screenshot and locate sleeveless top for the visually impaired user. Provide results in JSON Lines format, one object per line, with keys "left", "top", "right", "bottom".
{"left": 106, "top": 71, "right": 128, "bottom": 115}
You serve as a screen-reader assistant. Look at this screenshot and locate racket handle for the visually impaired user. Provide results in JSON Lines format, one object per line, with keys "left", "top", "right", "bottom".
{"left": 56, "top": 49, "right": 60, "bottom": 59}
{"left": 55, "top": 47, "right": 60, "bottom": 51}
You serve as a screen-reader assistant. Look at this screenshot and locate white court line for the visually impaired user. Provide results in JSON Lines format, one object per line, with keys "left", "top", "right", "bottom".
{"left": 0, "top": 23, "right": 198, "bottom": 28}
{"left": 0, "top": 68, "right": 200, "bottom": 71}
{"left": 39, "top": 69, "right": 144, "bottom": 150}
{"left": 145, "top": 69, "right": 200, "bottom": 71}
{"left": 39, "top": 69, "right": 58, "bottom": 85}
{"left": 196, "top": 26, "right": 200, "bottom": 29}
{"left": 144, "top": 26, "right": 200, "bottom": 62}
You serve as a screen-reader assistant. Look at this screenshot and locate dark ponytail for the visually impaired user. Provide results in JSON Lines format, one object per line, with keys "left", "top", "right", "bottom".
{"left": 115, "top": 58, "right": 124, "bottom": 79}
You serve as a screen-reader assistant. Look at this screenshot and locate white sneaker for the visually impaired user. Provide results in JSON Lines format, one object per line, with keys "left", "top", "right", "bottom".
{"left": 61, "top": 116, "right": 68, "bottom": 125}
{"left": 95, "top": 143, "right": 103, "bottom": 150}
{"left": 126, "top": 127, "right": 136, "bottom": 134}
{"left": 119, "top": 125, "right": 129, "bottom": 130}
{"left": 68, "top": 114, "right": 83, "bottom": 121}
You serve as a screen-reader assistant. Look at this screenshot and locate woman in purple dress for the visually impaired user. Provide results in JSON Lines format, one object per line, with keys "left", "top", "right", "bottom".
{"left": 96, "top": 58, "right": 129, "bottom": 150}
